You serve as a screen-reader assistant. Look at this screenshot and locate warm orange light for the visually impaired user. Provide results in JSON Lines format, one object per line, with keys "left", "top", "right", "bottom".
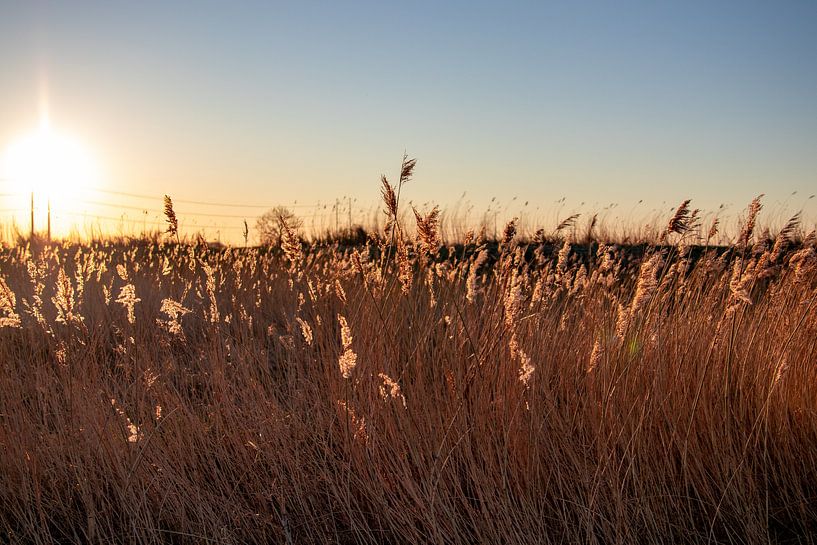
{"left": 2, "top": 121, "right": 99, "bottom": 201}
{"left": 1, "top": 119, "right": 101, "bottom": 236}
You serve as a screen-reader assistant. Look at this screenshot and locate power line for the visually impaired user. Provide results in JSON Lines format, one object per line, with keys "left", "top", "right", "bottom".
{"left": 82, "top": 199, "right": 156, "bottom": 213}
{"left": 54, "top": 210, "right": 247, "bottom": 230}
{"left": 77, "top": 197, "right": 328, "bottom": 221}
{"left": 79, "top": 198, "right": 261, "bottom": 219}
{"left": 0, "top": 203, "right": 326, "bottom": 223}
{"left": 92, "top": 187, "right": 319, "bottom": 208}
{"left": 0, "top": 184, "right": 325, "bottom": 210}
{"left": 11, "top": 208, "right": 177, "bottom": 228}
{"left": 56, "top": 211, "right": 163, "bottom": 225}
{"left": 168, "top": 208, "right": 255, "bottom": 220}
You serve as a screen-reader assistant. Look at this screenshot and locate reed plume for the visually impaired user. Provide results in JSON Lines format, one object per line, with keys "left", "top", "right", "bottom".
{"left": 738, "top": 194, "right": 764, "bottom": 247}
{"left": 556, "top": 240, "right": 571, "bottom": 278}
{"left": 555, "top": 213, "right": 580, "bottom": 233}
{"left": 0, "top": 277, "right": 20, "bottom": 328}
{"left": 399, "top": 153, "right": 417, "bottom": 185}
{"left": 707, "top": 216, "right": 720, "bottom": 242}
{"left": 518, "top": 351, "right": 535, "bottom": 386}
{"left": 588, "top": 338, "right": 603, "bottom": 373}
{"left": 500, "top": 217, "right": 518, "bottom": 251}
{"left": 381, "top": 175, "right": 398, "bottom": 233}
{"left": 158, "top": 297, "right": 190, "bottom": 336}
{"left": 115, "top": 284, "right": 140, "bottom": 325}
{"left": 662, "top": 199, "right": 692, "bottom": 241}
{"left": 466, "top": 248, "right": 489, "bottom": 303}
{"left": 337, "top": 314, "right": 357, "bottom": 378}
{"left": 110, "top": 398, "right": 140, "bottom": 444}
{"left": 202, "top": 263, "right": 220, "bottom": 324}
{"left": 396, "top": 239, "right": 413, "bottom": 294}
{"left": 771, "top": 212, "right": 801, "bottom": 263}
{"left": 296, "top": 317, "right": 313, "bottom": 346}
{"left": 53, "top": 267, "right": 83, "bottom": 325}
{"left": 163, "top": 195, "right": 179, "bottom": 242}
{"left": 279, "top": 213, "right": 303, "bottom": 273}
{"left": 413, "top": 205, "right": 441, "bottom": 257}
{"left": 378, "top": 373, "right": 406, "bottom": 408}
{"left": 616, "top": 252, "right": 662, "bottom": 337}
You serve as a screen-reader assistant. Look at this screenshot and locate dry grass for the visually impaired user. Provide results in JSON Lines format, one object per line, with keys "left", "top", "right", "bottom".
{"left": 0, "top": 170, "right": 816, "bottom": 544}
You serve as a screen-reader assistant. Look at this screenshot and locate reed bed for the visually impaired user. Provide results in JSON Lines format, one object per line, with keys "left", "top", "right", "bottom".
{"left": 0, "top": 164, "right": 816, "bottom": 544}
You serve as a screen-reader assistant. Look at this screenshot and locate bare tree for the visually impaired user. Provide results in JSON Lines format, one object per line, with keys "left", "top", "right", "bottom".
{"left": 256, "top": 206, "right": 302, "bottom": 245}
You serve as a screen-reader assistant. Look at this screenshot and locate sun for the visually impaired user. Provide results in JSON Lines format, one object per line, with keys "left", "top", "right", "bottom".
{"left": 1, "top": 120, "right": 101, "bottom": 236}
{"left": 2, "top": 121, "right": 99, "bottom": 201}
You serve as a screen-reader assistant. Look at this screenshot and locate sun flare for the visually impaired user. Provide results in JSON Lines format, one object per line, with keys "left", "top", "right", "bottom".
{"left": 1, "top": 121, "right": 101, "bottom": 236}
{"left": 2, "top": 122, "right": 98, "bottom": 199}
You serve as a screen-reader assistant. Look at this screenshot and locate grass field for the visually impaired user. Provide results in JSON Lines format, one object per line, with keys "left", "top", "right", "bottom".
{"left": 1, "top": 164, "right": 816, "bottom": 544}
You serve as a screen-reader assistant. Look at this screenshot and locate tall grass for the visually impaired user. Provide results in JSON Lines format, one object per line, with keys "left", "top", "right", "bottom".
{"left": 0, "top": 167, "right": 816, "bottom": 544}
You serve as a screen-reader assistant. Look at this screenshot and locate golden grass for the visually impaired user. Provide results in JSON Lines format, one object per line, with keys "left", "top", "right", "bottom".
{"left": 0, "top": 168, "right": 816, "bottom": 543}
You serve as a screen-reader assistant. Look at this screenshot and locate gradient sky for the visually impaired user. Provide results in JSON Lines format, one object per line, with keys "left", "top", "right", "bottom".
{"left": 1, "top": 1, "right": 816, "bottom": 239}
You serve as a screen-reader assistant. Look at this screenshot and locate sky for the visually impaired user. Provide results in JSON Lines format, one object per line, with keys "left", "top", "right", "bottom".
{"left": 0, "top": 1, "right": 816, "bottom": 241}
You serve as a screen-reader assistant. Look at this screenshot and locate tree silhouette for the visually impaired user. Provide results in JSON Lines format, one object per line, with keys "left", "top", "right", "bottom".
{"left": 255, "top": 206, "right": 302, "bottom": 245}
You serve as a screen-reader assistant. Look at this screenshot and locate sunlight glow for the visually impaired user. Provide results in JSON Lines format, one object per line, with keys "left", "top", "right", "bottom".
{"left": 2, "top": 121, "right": 98, "bottom": 199}
{"left": 1, "top": 120, "right": 101, "bottom": 236}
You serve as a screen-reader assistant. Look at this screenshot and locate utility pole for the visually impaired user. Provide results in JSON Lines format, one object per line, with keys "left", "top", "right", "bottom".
{"left": 348, "top": 196, "right": 352, "bottom": 232}
{"left": 29, "top": 192, "right": 34, "bottom": 240}
{"left": 47, "top": 199, "right": 51, "bottom": 242}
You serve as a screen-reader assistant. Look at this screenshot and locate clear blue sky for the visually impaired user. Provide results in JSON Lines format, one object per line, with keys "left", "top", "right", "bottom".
{"left": 1, "top": 1, "right": 815, "bottom": 238}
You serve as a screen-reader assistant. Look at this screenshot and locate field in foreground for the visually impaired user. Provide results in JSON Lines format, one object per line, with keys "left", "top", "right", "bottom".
{"left": 1, "top": 195, "right": 817, "bottom": 544}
